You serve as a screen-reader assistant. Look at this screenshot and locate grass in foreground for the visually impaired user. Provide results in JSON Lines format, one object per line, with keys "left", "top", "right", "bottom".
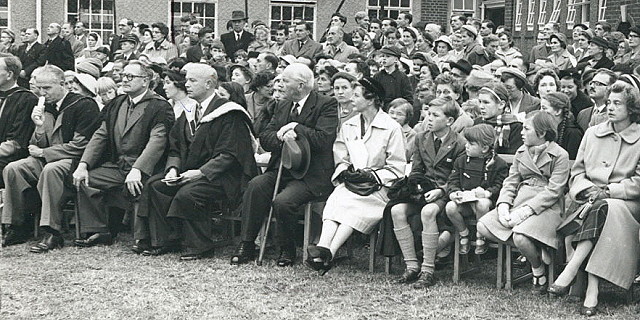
{"left": 1, "top": 232, "right": 639, "bottom": 319}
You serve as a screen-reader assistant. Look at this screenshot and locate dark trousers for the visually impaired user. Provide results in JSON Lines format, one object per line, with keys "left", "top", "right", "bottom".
{"left": 137, "top": 173, "right": 226, "bottom": 254}
{"left": 240, "top": 170, "right": 315, "bottom": 249}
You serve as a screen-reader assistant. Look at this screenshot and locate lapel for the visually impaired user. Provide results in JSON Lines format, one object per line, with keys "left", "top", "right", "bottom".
{"left": 201, "top": 94, "right": 222, "bottom": 117}
{"left": 51, "top": 93, "right": 77, "bottom": 134}
{"left": 434, "top": 129, "right": 456, "bottom": 164}
{"left": 296, "top": 91, "right": 317, "bottom": 124}
{"left": 122, "top": 91, "right": 153, "bottom": 136}
{"left": 422, "top": 131, "right": 437, "bottom": 161}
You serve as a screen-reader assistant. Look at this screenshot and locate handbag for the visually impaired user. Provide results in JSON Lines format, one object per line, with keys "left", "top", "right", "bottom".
{"left": 344, "top": 168, "right": 398, "bottom": 197}
{"left": 387, "top": 175, "right": 436, "bottom": 202}
{"left": 556, "top": 193, "right": 599, "bottom": 237}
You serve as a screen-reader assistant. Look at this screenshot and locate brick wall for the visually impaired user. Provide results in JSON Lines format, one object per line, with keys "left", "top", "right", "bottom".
{"left": 420, "top": 0, "right": 449, "bottom": 33}
{"left": 116, "top": 0, "right": 169, "bottom": 28}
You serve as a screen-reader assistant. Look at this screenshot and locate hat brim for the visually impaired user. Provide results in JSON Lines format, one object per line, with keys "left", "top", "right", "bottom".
{"left": 283, "top": 135, "right": 311, "bottom": 179}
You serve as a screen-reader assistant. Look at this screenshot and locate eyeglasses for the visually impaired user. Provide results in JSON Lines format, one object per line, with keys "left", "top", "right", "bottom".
{"left": 118, "top": 24, "right": 127, "bottom": 27}
{"left": 589, "top": 80, "right": 607, "bottom": 87}
{"left": 121, "top": 73, "right": 147, "bottom": 81}
{"left": 630, "top": 34, "right": 640, "bottom": 38}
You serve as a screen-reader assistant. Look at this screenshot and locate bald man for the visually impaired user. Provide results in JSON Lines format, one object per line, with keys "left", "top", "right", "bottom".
{"left": 323, "top": 26, "right": 358, "bottom": 63}
{"left": 133, "top": 65, "right": 259, "bottom": 260}
{"left": 72, "top": 61, "right": 174, "bottom": 248}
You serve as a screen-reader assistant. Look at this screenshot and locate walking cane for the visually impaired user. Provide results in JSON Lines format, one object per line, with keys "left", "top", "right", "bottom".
{"left": 256, "top": 160, "right": 284, "bottom": 266}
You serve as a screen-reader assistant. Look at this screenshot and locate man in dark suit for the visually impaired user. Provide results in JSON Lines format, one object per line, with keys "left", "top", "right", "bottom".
{"left": 2, "top": 65, "right": 100, "bottom": 251}
{"left": 72, "top": 61, "right": 174, "bottom": 247}
{"left": 281, "top": 21, "right": 323, "bottom": 58}
{"left": 38, "top": 23, "right": 74, "bottom": 71}
{"left": 186, "top": 27, "right": 214, "bottom": 63}
{"left": 110, "top": 18, "right": 134, "bottom": 61}
{"left": 220, "top": 11, "right": 254, "bottom": 60}
{"left": 112, "top": 34, "right": 139, "bottom": 61}
{"left": 231, "top": 63, "right": 339, "bottom": 266}
{"left": 16, "top": 27, "right": 45, "bottom": 88}
{"left": 134, "top": 66, "right": 259, "bottom": 260}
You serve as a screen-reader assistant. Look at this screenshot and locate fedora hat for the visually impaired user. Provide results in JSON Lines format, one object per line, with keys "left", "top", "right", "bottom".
{"left": 281, "top": 134, "right": 311, "bottom": 179}
{"left": 231, "top": 11, "right": 248, "bottom": 21}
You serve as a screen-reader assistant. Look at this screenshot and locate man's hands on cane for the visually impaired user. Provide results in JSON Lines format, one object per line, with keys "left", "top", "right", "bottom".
{"left": 73, "top": 163, "right": 90, "bottom": 189}
{"left": 125, "top": 168, "right": 143, "bottom": 197}
{"left": 277, "top": 122, "right": 298, "bottom": 141}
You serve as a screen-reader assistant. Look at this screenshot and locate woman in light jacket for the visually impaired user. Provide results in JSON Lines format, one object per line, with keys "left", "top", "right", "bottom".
{"left": 306, "top": 78, "right": 406, "bottom": 275}
{"left": 548, "top": 81, "right": 640, "bottom": 317}
{"left": 478, "top": 111, "right": 570, "bottom": 294}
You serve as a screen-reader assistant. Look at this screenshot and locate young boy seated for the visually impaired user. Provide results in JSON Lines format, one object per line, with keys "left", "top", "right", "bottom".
{"left": 445, "top": 124, "right": 509, "bottom": 255}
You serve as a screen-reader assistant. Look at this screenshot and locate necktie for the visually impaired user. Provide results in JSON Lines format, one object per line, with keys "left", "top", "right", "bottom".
{"left": 290, "top": 102, "right": 300, "bottom": 120}
{"left": 126, "top": 97, "right": 135, "bottom": 118}
{"left": 236, "top": 33, "right": 240, "bottom": 41}
{"left": 434, "top": 138, "right": 441, "bottom": 154}
{"left": 194, "top": 102, "right": 202, "bottom": 124}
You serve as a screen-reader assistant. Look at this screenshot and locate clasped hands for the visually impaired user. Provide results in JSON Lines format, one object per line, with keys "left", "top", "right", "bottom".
{"left": 577, "top": 185, "right": 609, "bottom": 202}
{"left": 497, "top": 203, "right": 535, "bottom": 228}
{"left": 162, "top": 168, "right": 204, "bottom": 186}
{"left": 276, "top": 122, "right": 298, "bottom": 141}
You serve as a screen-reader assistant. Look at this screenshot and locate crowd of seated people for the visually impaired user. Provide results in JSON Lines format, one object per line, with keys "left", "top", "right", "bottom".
{"left": 1, "top": 9, "right": 640, "bottom": 317}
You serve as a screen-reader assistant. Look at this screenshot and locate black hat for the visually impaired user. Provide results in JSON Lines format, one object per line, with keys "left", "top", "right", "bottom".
{"left": 589, "top": 36, "right": 608, "bottom": 49}
{"left": 281, "top": 134, "right": 311, "bottom": 179}
{"left": 629, "top": 26, "right": 640, "bottom": 35}
{"left": 448, "top": 59, "right": 472, "bottom": 76}
{"left": 573, "top": 23, "right": 589, "bottom": 31}
{"left": 358, "top": 77, "right": 385, "bottom": 102}
{"left": 95, "top": 46, "right": 111, "bottom": 56}
{"left": 230, "top": 11, "right": 248, "bottom": 21}
{"left": 378, "top": 45, "right": 401, "bottom": 58}
{"left": 121, "top": 34, "right": 139, "bottom": 46}
{"left": 558, "top": 68, "right": 580, "bottom": 80}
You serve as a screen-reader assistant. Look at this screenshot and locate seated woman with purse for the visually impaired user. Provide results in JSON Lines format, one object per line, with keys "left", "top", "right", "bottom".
{"left": 306, "top": 78, "right": 406, "bottom": 275}
{"left": 548, "top": 81, "right": 640, "bottom": 317}
{"left": 477, "top": 111, "right": 570, "bottom": 294}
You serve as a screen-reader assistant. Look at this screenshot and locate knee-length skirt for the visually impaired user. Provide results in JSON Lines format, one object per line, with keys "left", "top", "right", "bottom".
{"left": 322, "top": 183, "right": 389, "bottom": 234}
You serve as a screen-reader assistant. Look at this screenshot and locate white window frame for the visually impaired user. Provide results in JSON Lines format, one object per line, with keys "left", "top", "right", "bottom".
{"left": 172, "top": 0, "right": 218, "bottom": 37}
{"left": 549, "top": 0, "right": 562, "bottom": 23}
{"left": 537, "top": 0, "right": 548, "bottom": 26}
{"left": 0, "top": 0, "right": 9, "bottom": 29}
{"left": 270, "top": 1, "right": 317, "bottom": 40}
{"left": 452, "top": 0, "right": 476, "bottom": 13}
{"left": 598, "top": 0, "right": 607, "bottom": 21}
{"left": 526, "top": 0, "right": 536, "bottom": 31}
{"left": 514, "top": 0, "right": 523, "bottom": 32}
{"left": 367, "top": 0, "right": 412, "bottom": 21}
{"left": 66, "top": 0, "right": 115, "bottom": 42}
{"left": 566, "top": 0, "right": 577, "bottom": 28}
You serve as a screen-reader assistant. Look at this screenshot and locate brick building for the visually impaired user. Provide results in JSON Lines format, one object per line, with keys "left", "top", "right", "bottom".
{"left": 503, "top": 0, "right": 640, "bottom": 56}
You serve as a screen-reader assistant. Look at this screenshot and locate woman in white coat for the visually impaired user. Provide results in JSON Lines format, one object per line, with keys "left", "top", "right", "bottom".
{"left": 548, "top": 81, "right": 640, "bottom": 316}
{"left": 306, "top": 78, "right": 406, "bottom": 274}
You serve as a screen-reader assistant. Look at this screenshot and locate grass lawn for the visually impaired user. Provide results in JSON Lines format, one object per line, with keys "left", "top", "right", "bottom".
{"left": 1, "top": 232, "right": 639, "bottom": 319}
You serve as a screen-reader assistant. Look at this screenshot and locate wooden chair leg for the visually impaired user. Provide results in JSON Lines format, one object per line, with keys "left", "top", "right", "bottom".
{"left": 505, "top": 244, "right": 513, "bottom": 290}
{"left": 497, "top": 243, "right": 504, "bottom": 289}
{"left": 384, "top": 256, "right": 392, "bottom": 274}
{"left": 303, "top": 203, "right": 312, "bottom": 263}
{"left": 548, "top": 249, "right": 556, "bottom": 284}
{"left": 453, "top": 231, "right": 461, "bottom": 284}
{"left": 369, "top": 227, "right": 377, "bottom": 273}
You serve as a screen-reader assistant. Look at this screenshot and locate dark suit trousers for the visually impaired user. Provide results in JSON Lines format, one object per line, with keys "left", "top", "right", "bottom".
{"left": 138, "top": 173, "right": 225, "bottom": 254}
{"left": 240, "top": 170, "right": 315, "bottom": 249}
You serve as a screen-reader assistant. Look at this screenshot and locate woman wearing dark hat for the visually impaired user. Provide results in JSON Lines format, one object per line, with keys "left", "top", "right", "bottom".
{"left": 575, "top": 36, "right": 614, "bottom": 73}
{"left": 548, "top": 33, "right": 577, "bottom": 71}
{"left": 306, "top": 78, "right": 406, "bottom": 275}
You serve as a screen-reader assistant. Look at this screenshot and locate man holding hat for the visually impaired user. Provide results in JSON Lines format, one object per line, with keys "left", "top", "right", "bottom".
{"left": 220, "top": 11, "right": 254, "bottom": 60}
{"left": 231, "top": 63, "right": 338, "bottom": 267}
{"left": 576, "top": 36, "right": 614, "bottom": 73}
{"left": 373, "top": 45, "right": 413, "bottom": 108}
{"left": 113, "top": 34, "right": 139, "bottom": 61}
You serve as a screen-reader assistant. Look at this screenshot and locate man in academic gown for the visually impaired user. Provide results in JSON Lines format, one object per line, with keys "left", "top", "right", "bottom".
{"left": 134, "top": 66, "right": 259, "bottom": 260}
{"left": 72, "top": 61, "right": 174, "bottom": 247}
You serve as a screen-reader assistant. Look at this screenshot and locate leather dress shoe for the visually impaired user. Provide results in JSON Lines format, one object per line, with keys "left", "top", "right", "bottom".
{"left": 74, "top": 233, "right": 113, "bottom": 247}
{"left": 142, "top": 245, "right": 181, "bottom": 256}
{"left": 180, "top": 248, "right": 214, "bottom": 261}
{"left": 413, "top": 272, "right": 436, "bottom": 290}
{"left": 230, "top": 241, "right": 256, "bottom": 265}
{"left": 396, "top": 268, "right": 421, "bottom": 284}
{"left": 276, "top": 248, "right": 296, "bottom": 267}
{"left": 30, "top": 233, "right": 64, "bottom": 253}
{"left": 2, "top": 228, "right": 29, "bottom": 247}
{"left": 131, "top": 239, "right": 151, "bottom": 254}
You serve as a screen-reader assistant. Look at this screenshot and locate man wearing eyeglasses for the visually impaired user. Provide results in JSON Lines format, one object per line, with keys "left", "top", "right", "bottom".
{"left": 3, "top": 64, "right": 100, "bottom": 251}
{"left": 576, "top": 69, "right": 618, "bottom": 132}
{"left": 72, "top": 61, "right": 174, "bottom": 248}
{"left": 622, "top": 26, "right": 640, "bottom": 68}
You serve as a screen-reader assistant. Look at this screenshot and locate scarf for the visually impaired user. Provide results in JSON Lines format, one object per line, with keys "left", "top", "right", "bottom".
{"left": 479, "top": 113, "right": 521, "bottom": 149}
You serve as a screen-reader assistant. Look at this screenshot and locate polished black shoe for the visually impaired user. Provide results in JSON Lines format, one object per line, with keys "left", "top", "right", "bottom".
{"left": 396, "top": 269, "right": 421, "bottom": 284}
{"left": 74, "top": 233, "right": 113, "bottom": 247}
{"left": 413, "top": 272, "right": 436, "bottom": 290}
{"left": 230, "top": 241, "right": 256, "bottom": 265}
{"left": 142, "top": 245, "right": 181, "bottom": 256}
{"left": 306, "top": 245, "right": 333, "bottom": 274}
{"left": 531, "top": 274, "right": 548, "bottom": 295}
{"left": 276, "top": 248, "right": 296, "bottom": 267}
{"left": 2, "top": 228, "right": 29, "bottom": 247}
{"left": 29, "top": 233, "right": 64, "bottom": 253}
{"left": 180, "top": 248, "right": 214, "bottom": 261}
{"left": 548, "top": 277, "right": 577, "bottom": 297}
{"left": 131, "top": 239, "right": 151, "bottom": 254}
{"left": 580, "top": 305, "right": 598, "bottom": 317}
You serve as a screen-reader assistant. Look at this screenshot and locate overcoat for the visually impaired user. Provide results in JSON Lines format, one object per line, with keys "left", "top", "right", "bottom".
{"left": 479, "top": 142, "right": 570, "bottom": 248}
{"left": 569, "top": 121, "right": 640, "bottom": 289}
{"left": 323, "top": 110, "right": 406, "bottom": 234}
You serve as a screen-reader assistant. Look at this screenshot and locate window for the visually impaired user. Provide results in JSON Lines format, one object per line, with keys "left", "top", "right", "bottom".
{"left": 549, "top": 0, "right": 561, "bottom": 23}
{"left": 452, "top": 0, "right": 475, "bottom": 13}
{"left": 367, "top": 0, "right": 411, "bottom": 20}
{"left": 598, "top": 0, "right": 607, "bottom": 21}
{"left": 566, "top": 0, "right": 577, "bottom": 28}
{"left": 526, "top": 0, "right": 536, "bottom": 31}
{"left": 0, "top": 0, "right": 8, "bottom": 28}
{"left": 66, "top": 0, "right": 115, "bottom": 41}
{"left": 172, "top": 0, "right": 217, "bottom": 36}
{"left": 514, "top": 0, "right": 523, "bottom": 32}
{"left": 537, "top": 0, "right": 547, "bottom": 26}
{"left": 270, "top": 1, "right": 316, "bottom": 38}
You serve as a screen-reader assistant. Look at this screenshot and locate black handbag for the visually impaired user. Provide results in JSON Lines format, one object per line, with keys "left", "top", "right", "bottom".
{"left": 557, "top": 194, "right": 598, "bottom": 237}
{"left": 387, "top": 175, "right": 436, "bottom": 202}
{"left": 344, "top": 168, "right": 398, "bottom": 196}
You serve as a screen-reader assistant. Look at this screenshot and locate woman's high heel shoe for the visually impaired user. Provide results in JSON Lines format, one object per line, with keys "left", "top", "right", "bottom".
{"left": 307, "top": 246, "right": 333, "bottom": 275}
{"left": 547, "top": 277, "right": 577, "bottom": 296}
{"left": 579, "top": 305, "right": 598, "bottom": 317}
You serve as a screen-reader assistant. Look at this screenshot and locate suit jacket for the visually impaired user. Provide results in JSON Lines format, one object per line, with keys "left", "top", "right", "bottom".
{"left": 281, "top": 38, "right": 323, "bottom": 58}
{"left": 186, "top": 45, "right": 206, "bottom": 63}
{"left": 16, "top": 42, "right": 45, "bottom": 80}
{"left": 65, "top": 35, "right": 85, "bottom": 58}
{"left": 81, "top": 91, "right": 175, "bottom": 176}
{"left": 39, "top": 36, "right": 75, "bottom": 71}
{"left": 113, "top": 51, "right": 139, "bottom": 61}
{"left": 220, "top": 31, "right": 254, "bottom": 59}
{"left": 576, "top": 55, "right": 615, "bottom": 73}
{"left": 260, "top": 91, "right": 339, "bottom": 197}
